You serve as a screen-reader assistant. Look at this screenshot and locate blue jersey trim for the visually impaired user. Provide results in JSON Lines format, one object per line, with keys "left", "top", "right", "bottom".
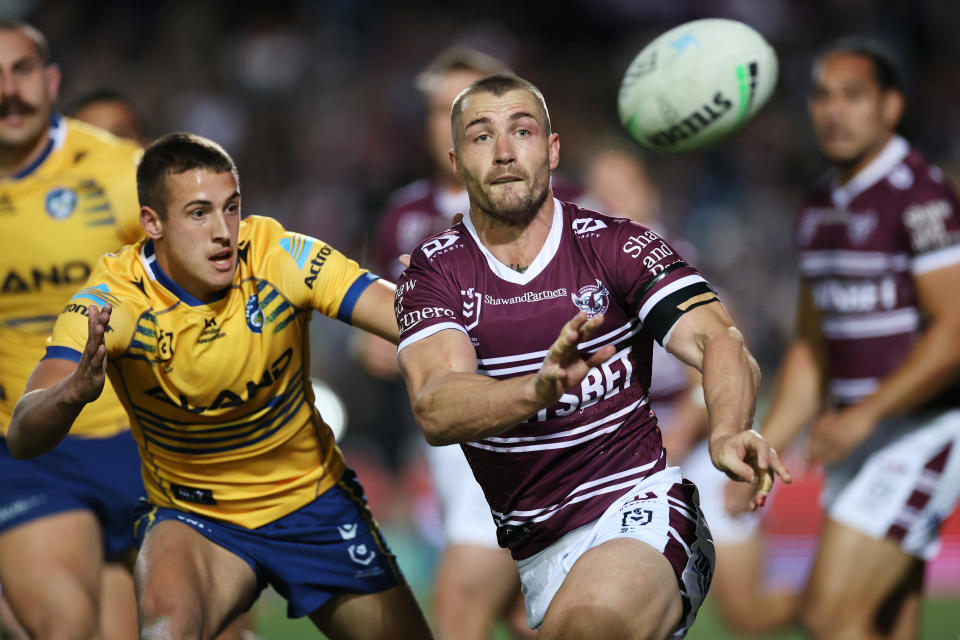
{"left": 336, "top": 273, "right": 378, "bottom": 324}
{"left": 42, "top": 346, "right": 82, "bottom": 363}
{"left": 144, "top": 239, "right": 231, "bottom": 307}
{"left": 12, "top": 115, "right": 61, "bottom": 180}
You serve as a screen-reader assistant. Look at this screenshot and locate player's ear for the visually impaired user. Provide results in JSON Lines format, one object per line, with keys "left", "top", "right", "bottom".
{"left": 44, "top": 63, "right": 61, "bottom": 103}
{"left": 548, "top": 132, "right": 560, "bottom": 171}
{"left": 140, "top": 206, "right": 164, "bottom": 240}
{"left": 882, "top": 89, "right": 905, "bottom": 132}
{"left": 448, "top": 147, "right": 459, "bottom": 176}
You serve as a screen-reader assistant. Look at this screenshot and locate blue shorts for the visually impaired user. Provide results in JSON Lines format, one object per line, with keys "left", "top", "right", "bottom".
{"left": 134, "top": 468, "right": 404, "bottom": 619}
{"left": 0, "top": 431, "right": 143, "bottom": 559}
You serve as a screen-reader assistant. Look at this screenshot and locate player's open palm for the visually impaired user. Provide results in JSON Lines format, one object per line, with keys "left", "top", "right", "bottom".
{"left": 533, "top": 312, "right": 616, "bottom": 405}
{"left": 69, "top": 302, "right": 112, "bottom": 404}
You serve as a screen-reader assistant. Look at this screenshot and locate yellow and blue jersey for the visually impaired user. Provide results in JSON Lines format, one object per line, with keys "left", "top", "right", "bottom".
{"left": 0, "top": 115, "right": 142, "bottom": 437}
{"left": 45, "top": 215, "right": 380, "bottom": 528}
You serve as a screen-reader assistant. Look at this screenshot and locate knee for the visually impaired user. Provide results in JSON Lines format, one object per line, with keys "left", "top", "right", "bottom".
{"left": 138, "top": 591, "right": 203, "bottom": 640}
{"left": 800, "top": 587, "right": 868, "bottom": 640}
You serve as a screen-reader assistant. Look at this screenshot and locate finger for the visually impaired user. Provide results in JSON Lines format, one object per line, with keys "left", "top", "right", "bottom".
{"left": 767, "top": 448, "right": 792, "bottom": 484}
{"left": 584, "top": 344, "right": 616, "bottom": 368}
{"left": 398, "top": 254, "right": 411, "bottom": 268}
{"left": 451, "top": 213, "right": 464, "bottom": 225}
{"left": 579, "top": 314, "right": 606, "bottom": 340}
{"left": 722, "top": 454, "right": 756, "bottom": 484}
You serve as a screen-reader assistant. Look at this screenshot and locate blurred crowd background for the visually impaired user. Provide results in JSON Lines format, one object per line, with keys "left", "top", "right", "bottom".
{"left": 14, "top": 0, "right": 960, "bottom": 631}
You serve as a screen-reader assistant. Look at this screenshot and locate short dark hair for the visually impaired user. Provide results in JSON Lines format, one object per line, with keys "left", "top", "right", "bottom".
{"left": 137, "top": 133, "right": 238, "bottom": 218}
{"left": 450, "top": 73, "right": 551, "bottom": 148}
{"left": 66, "top": 88, "right": 147, "bottom": 137}
{"left": 0, "top": 19, "right": 51, "bottom": 63}
{"left": 814, "top": 36, "right": 905, "bottom": 94}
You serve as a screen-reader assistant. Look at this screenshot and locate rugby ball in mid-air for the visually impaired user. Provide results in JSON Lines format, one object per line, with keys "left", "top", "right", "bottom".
{"left": 618, "top": 18, "right": 778, "bottom": 153}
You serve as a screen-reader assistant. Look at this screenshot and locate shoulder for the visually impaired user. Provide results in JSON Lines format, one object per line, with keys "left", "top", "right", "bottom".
{"left": 62, "top": 117, "right": 142, "bottom": 169}
{"left": 889, "top": 150, "right": 959, "bottom": 203}
{"left": 384, "top": 179, "right": 435, "bottom": 212}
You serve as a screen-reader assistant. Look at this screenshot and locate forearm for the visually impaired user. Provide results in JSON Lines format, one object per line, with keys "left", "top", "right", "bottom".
{"left": 8, "top": 381, "right": 86, "bottom": 459}
{"left": 412, "top": 371, "right": 542, "bottom": 445}
{"left": 702, "top": 327, "right": 760, "bottom": 446}
{"left": 760, "top": 340, "right": 824, "bottom": 451}
{"left": 857, "top": 320, "right": 960, "bottom": 421}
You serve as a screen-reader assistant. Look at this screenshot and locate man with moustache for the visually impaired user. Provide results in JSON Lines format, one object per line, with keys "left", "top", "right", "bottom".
{"left": 394, "top": 73, "right": 789, "bottom": 639}
{"left": 0, "top": 19, "right": 145, "bottom": 640}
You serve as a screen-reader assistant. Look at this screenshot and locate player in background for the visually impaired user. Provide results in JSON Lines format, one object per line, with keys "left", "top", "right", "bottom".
{"left": 395, "top": 73, "right": 789, "bottom": 639}
{"left": 753, "top": 38, "right": 960, "bottom": 639}
{"left": 67, "top": 88, "right": 148, "bottom": 146}
{"left": 364, "top": 46, "right": 536, "bottom": 640}
{"left": 582, "top": 147, "right": 797, "bottom": 634}
{"left": 8, "top": 132, "right": 433, "bottom": 639}
{"left": 0, "top": 20, "right": 144, "bottom": 640}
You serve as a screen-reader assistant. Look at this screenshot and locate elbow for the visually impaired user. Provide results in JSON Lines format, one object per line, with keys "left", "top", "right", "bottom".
{"left": 6, "top": 426, "right": 32, "bottom": 460}
{"left": 412, "top": 396, "right": 457, "bottom": 446}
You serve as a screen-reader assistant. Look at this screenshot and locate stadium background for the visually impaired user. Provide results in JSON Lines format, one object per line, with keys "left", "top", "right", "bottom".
{"left": 15, "top": 0, "right": 960, "bottom": 637}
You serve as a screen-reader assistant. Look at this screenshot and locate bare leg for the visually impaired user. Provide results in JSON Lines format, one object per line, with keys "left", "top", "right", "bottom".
{"left": 710, "top": 535, "right": 797, "bottom": 634}
{"left": 432, "top": 544, "right": 522, "bottom": 640}
{"left": 308, "top": 582, "right": 433, "bottom": 640}
{"left": 0, "top": 510, "right": 110, "bottom": 640}
{"left": 801, "top": 519, "right": 920, "bottom": 640}
{"left": 539, "top": 538, "right": 683, "bottom": 640}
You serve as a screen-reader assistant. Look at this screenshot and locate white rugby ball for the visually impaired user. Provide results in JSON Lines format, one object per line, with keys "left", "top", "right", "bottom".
{"left": 618, "top": 18, "right": 778, "bottom": 153}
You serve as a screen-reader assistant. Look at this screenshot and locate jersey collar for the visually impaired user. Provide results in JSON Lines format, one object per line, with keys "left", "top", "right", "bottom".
{"left": 463, "top": 197, "right": 563, "bottom": 285}
{"left": 830, "top": 135, "right": 909, "bottom": 210}
{"left": 141, "top": 239, "right": 231, "bottom": 307}
{"left": 10, "top": 114, "right": 65, "bottom": 180}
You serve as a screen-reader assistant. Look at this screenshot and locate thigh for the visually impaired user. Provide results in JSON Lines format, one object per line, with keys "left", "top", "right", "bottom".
{"left": 804, "top": 518, "right": 917, "bottom": 626}
{"left": 100, "top": 562, "right": 138, "bottom": 640}
{"left": 308, "top": 583, "right": 432, "bottom": 640}
{"left": 136, "top": 518, "right": 259, "bottom": 639}
{"left": 540, "top": 537, "right": 682, "bottom": 640}
{"left": 0, "top": 510, "right": 104, "bottom": 633}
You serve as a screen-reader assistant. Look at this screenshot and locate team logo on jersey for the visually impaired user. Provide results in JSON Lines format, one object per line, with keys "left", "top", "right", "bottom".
{"left": 421, "top": 233, "right": 460, "bottom": 259}
{"left": 245, "top": 294, "right": 264, "bottom": 333}
{"left": 347, "top": 543, "right": 376, "bottom": 566}
{"left": 571, "top": 279, "right": 610, "bottom": 318}
{"left": 337, "top": 523, "right": 358, "bottom": 540}
{"left": 846, "top": 211, "right": 877, "bottom": 245}
{"left": 620, "top": 508, "right": 653, "bottom": 530}
{"left": 45, "top": 187, "right": 78, "bottom": 220}
{"left": 572, "top": 217, "right": 607, "bottom": 235}
{"left": 460, "top": 286, "right": 482, "bottom": 330}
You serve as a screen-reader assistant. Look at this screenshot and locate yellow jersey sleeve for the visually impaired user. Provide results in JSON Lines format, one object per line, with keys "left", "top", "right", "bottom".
{"left": 246, "top": 215, "right": 380, "bottom": 322}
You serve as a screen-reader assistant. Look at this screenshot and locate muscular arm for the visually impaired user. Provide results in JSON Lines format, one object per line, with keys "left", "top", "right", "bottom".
{"left": 398, "top": 313, "right": 615, "bottom": 446}
{"left": 761, "top": 284, "right": 826, "bottom": 451}
{"left": 349, "top": 278, "right": 399, "bottom": 344}
{"left": 7, "top": 304, "right": 112, "bottom": 459}
{"left": 665, "top": 301, "right": 790, "bottom": 498}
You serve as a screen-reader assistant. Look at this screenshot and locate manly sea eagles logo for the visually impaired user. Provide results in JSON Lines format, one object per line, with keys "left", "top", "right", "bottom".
{"left": 245, "top": 294, "right": 264, "bottom": 334}
{"left": 571, "top": 279, "right": 610, "bottom": 318}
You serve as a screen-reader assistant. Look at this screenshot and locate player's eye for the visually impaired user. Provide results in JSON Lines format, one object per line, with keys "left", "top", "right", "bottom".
{"left": 516, "top": 129, "right": 530, "bottom": 137}
{"left": 226, "top": 203, "right": 239, "bottom": 215}
{"left": 190, "top": 208, "right": 205, "bottom": 218}
{"left": 475, "top": 133, "right": 490, "bottom": 143}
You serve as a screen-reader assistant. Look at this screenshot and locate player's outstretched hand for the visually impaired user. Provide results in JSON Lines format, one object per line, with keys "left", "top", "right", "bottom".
{"left": 710, "top": 429, "right": 791, "bottom": 510}
{"left": 532, "top": 312, "right": 616, "bottom": 405}
{"left": 67, "top": 302, "right": 112, "bottom": 404}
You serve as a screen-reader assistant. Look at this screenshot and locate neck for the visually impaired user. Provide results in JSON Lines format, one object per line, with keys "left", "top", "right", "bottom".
{"left": 0, "top": 120, "right": 52, "bottom": 179}
{"left": 470, "top": 190, "right": 554, "bottom": 271}
{"left": 834, "top": 133, "right": 895, "bottom": 186}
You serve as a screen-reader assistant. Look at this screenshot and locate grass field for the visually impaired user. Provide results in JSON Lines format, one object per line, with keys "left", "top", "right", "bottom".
{"left": 252, "top": 591, "right": 960, "bottom": 639}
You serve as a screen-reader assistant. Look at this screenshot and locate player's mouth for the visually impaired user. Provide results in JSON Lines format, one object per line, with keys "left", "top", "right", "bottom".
{"left": 489, "top": 174, "right": 523, "bottom": 186}
{"left": 208, "top": 248, "right": 234, "bottom": 271}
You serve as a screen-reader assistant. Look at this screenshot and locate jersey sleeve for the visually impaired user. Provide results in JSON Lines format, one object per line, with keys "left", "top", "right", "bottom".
{"left": 612, "top": 220, "right": 719, "bottom": 346}
{"left": 267, "top": 220, "right": 381, "bottom": 323}
{"left": 43, "top": 256, "right": 138, "bottom": 363}
{"left": 901, "top": 168, "right": 960, "bottom": 275}
{"left": 394, "top": 240, "right": 466, "bottom": 353}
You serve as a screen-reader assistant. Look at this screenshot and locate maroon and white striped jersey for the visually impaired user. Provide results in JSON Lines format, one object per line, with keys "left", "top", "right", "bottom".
{"left": 395, "top": 199, "right": 718, "bottom": 559}
{"left": 797, "top": 136, "right": 960, "bottom": 407}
